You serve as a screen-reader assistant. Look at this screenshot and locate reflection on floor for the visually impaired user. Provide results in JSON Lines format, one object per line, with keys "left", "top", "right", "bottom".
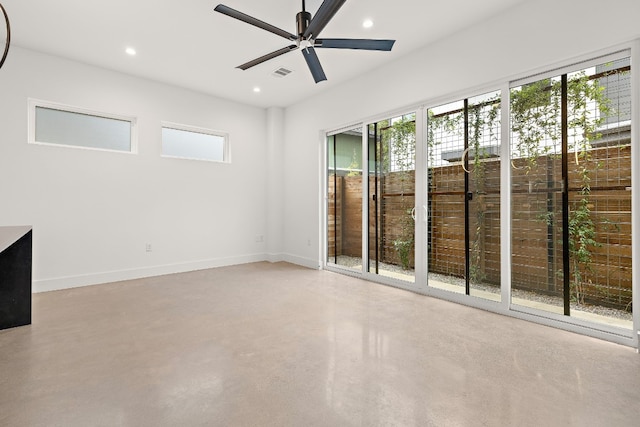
{"left": 331, "top": 257, "right": 633, "bottom": 330}
{"left": 428, "top": 277, "right": 633, "bottom": 330}
{"left": 333, "top": 256, "right": 415, "bottom": 283}
{"left": 2, "top": 261, "right": 639, "bottom": 426}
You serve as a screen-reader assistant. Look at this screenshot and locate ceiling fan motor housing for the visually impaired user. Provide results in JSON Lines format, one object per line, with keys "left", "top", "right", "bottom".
{"left": 296, "top": 11, "right": 311, "bottom": 39}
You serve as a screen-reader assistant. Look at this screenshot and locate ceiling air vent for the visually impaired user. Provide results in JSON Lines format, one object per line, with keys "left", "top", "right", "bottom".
{"left": 272, "top": 67, "right": 293, "bottom": 78}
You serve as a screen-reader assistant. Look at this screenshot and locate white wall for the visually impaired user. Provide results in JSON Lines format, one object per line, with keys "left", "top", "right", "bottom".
{"left": 266, "top": 107, "right": 285, "bottom": 262}
{"left": 2, "top": 0, "right": 638, "bottom": 291}
{"left": 282, "top": 0, "right": 640, "bottom": 266}
{"left": 0, "top": 47, "right": 269, "bottom": 291}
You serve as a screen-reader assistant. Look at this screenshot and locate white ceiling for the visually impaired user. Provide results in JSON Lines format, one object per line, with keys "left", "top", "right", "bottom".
{"left": 2, "top": 0, "right": 527, "bottom": 108}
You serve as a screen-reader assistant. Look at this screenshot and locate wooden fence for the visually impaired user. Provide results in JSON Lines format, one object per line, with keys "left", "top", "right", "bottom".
{"left": 327, "top": 144, "right": 632, "bottom": 311}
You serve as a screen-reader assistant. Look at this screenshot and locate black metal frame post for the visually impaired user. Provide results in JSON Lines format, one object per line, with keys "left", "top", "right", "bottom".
{"left": 333, "top": 135, "right": 338, "bottom": 264}
{"left": 561, "top": 74, "right": 571, "bottom": 316}
{"left": 464, "top": 99, "right": 470, "bottom": 295}
{"left": 373, "top": 123, "right": 380, "bottom": 274}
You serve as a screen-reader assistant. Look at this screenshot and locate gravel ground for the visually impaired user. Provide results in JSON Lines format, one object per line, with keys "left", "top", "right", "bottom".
{"left": 333, "top": 256, "right": 633, "bottom": 322}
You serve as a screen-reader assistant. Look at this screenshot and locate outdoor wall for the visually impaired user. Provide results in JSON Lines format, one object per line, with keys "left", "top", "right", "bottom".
{"left": 0, "top": 47, "right": 269, "bottom": 291}
{"left": 328, "top": 172, "right": 416, "bottom": 268}
{"left": 328, "top": 142, "right": 633, "bottom": 309}
{"left": 510, "top": 145, "right": 632, "bottom": 309}
{"left": 282, "top": 0, "right": 640, "bottom": 269}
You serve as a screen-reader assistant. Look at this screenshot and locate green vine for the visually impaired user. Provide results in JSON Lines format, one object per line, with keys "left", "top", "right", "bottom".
{"left": 426, "top": 95, "right": 500, "bottom": 283}
{"left": 381, "top": 116, "right": 416, "bottom": 269}
{"left": 468, "top": 97, "right": 500, "bottom": 283}
{"left": 512, "top": 71, "right": 612, "bottom": 305}
{"left": 510, "top": 79, "right": 560, "bottom": 174}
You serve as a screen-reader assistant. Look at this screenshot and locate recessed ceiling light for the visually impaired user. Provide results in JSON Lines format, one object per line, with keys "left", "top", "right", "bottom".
{"left": 362, "top": 19, "right": 373, "bottom": 28}
{"left": 125, "top": 47, "right": 136, "bottom": 56}
{"left": 253, "top": 87, "right": 261, "bottom": 93}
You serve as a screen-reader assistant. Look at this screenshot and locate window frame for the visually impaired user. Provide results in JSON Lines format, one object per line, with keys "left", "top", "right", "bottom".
{"left": 160, "top": 121, "right": 230, "bottom": 164}
{"left": 28, "top": 99, "right": 138, "bottom": 154}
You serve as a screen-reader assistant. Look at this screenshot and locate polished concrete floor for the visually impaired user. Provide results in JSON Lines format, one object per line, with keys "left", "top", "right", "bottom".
{"left": 1, "top": 262, "right": 639, "bottom": 426}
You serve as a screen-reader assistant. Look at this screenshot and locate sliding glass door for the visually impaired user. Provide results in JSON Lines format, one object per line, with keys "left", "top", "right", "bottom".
{"left": 325, "top": 114, "right": 416, "bottom": 285}
{"left": 367, "top": 114, "right": 416, "bottom": 283}
{"left": 510, "top": 54, "right": 632, "bottom": 329}
{"left": 326, "top": 126, "right": 363, "bottom": 272}
{"left": 323, "top": 47, "right": 634, "bottom": 342}
{"left": 426, "top": 91, "right": 501, "bottom": 301}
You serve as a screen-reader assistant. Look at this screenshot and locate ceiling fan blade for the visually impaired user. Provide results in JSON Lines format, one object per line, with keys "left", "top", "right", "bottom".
{"left": 303, "top": 0, "right": 346, "bottom": 40}
{"left": 214, "top": 4, "right": 297, "bottom": 41}
{"left": 237, "top": 45, "right": 298, "bottom": 70}
{"left": 301, "top": 47, "right": 327, "bottom": 83}
{"left": 315, "top": 38, "right": 395, "bottom": 51}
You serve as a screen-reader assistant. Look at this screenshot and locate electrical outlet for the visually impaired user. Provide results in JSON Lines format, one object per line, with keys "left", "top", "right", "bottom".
{"left": 255, "top": 235, "right": 264, "bottom": 243}
{"left": 145, "top": 243, "right": 152, "bottom": 252}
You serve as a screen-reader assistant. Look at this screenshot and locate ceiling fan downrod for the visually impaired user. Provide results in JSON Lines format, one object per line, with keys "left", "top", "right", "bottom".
{"left": 296, "top": 7, "right": 311, "bottom": 39}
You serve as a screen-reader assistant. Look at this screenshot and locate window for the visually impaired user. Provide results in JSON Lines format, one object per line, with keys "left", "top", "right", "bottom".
{"left": 510, "top": 53, "right": 632, "bottom": 328}
{"left": 161, "top": 123, "right": 229, "bottom": 163}
{"left": 427, "top": 90, "right": 501, "bottom": 300}
{"left": 29, "top": 100, "right": 136, "bottom": 153}
{"left": 324, "top": 45, "right": 636, "bottom": 346}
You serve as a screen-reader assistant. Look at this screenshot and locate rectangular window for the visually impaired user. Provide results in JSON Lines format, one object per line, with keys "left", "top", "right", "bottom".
{"left": 29, "top": 100, "right": 136, "bottom": 153}
{"left": 161, "top": 123, "right": 229, "bottom": 163}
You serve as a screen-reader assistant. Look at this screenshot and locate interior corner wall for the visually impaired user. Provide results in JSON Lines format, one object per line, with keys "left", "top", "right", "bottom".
{"left": 281, "top": 0, "right": 640, "bottom": 267}
{"left": 0, "top": 47, "right": 269, "bottom": 292}
{"left": 266, "top": 107, "right": 285, "bottom": 262}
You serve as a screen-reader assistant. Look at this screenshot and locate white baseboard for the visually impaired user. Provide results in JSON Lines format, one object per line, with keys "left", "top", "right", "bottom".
{"left": 265, "top": 252, "right": 285, "bottom": 263}
{"left": 32, "top": 253, "right": 268, "bottom": 293}
{"left": 281, "top": 253, "right": 321, "bottom": 270}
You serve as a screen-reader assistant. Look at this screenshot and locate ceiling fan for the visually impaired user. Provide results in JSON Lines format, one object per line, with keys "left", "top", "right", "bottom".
{"left": 0, "top": 2, "right": 10, "bottom": 70}
{"left": 214, "top": 0, "right": 395, "bottom": 83}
